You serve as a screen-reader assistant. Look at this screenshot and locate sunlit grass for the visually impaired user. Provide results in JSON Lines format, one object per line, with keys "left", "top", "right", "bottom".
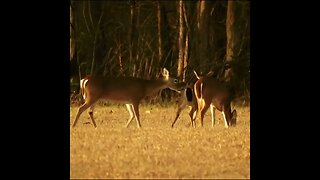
{"left": 70, "top": 104, "right": 250, "bottom": 179}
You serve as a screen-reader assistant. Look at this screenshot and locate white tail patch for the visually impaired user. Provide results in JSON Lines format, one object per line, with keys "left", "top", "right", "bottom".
{"left": 198, "top": 83, "right": 204, "bottom": 110}
{"left": 80, "top": 79, "right": 89, "bottom": 100}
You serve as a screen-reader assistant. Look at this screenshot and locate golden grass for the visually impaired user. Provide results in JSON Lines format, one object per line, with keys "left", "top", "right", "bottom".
{"left": 70, "top": 104, "right": 250, "bottom": 179}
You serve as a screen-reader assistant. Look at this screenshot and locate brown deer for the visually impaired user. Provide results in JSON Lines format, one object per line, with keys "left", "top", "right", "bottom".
{"left": 72, "top": 68, "right": 185, "bottom": 128}
{"left": 171, "top": 83, "right": 198, "bottom": 128}
{"left": 171, "top": 71, "right": 214, "bottom": 128}
{"left": 193, "top": 71, "right": 237, "bottom": 128}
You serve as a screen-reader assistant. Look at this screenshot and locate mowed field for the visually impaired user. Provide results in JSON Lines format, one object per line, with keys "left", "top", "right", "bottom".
{"left": 70, "top": 104, "right": 250, "bottom": 179}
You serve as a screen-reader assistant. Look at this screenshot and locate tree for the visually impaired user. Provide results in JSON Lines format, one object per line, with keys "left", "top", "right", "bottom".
{"left": 157, "top": 1, "right": 163, "bottom": 67}
{"left": 128, "top": 0, "right": 139, "bottom": 77}
{"left": 177, "top": 0, "right": 186, "bottom": 81}
{"left": 70, "top": 3, "right": 75, "bottom": 62}
{"left": 225, "top": 0, "right": 236, "bottom": 82}
{"left": 197, "top": 0, "right": 210, "bottom": 73}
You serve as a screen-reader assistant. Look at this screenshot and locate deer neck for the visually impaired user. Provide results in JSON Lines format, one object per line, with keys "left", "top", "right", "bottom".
{"left": 145, "top": 79, "right": 167, "bottom": 96}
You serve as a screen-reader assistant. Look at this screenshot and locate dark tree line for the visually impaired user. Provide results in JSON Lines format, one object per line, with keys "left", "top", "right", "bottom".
{"left": 70, "top": 0, "right": 250, "bottom": 103}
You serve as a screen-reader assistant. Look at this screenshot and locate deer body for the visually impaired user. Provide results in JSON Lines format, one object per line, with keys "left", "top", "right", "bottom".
{"left": 72, "top": 68, "right": 183, "bottom": 128}
{"left": 194, "top": 74, "right": 237, "bottom": 128}
{"left": 88, "top": 77, "right": 171, "bottom": 102}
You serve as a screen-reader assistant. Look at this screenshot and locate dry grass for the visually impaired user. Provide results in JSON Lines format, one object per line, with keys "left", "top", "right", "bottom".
{"left": 70, "top": 104, "right": 250, "bottom": 179}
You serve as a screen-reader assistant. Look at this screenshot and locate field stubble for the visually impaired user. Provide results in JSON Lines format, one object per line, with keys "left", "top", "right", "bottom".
{"left": 70, "top": 104, "right": 250, "bottom": 179}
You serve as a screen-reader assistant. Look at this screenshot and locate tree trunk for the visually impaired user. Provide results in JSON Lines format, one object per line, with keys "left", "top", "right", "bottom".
{"left": 129, "top": 0, "right": 139, "bottom": 76}
{"left": 70, "top": 3, "right": 75, "bottom": 62}
{"left": 197, "top": 0, "right": 209, "bottom": 73}
{"left": 70, "top": 1, "right": 80, "bottom": 87}
{"left": 161, "top": 3, "right": 174, "bottom": 71}
{"left": 177, "top": 0, "right": 185, "bottom": 81}
{"left": 225, "top": 0, "right": 235, "bottom": 82}
{"left": 89, "top": 1, "right": 105, "bottom": 76}
{"left": 157, "top": 1, "right": 163, "bottom": 67}
{"left": 183, "top": 2, "right": 190, "bottom": 82}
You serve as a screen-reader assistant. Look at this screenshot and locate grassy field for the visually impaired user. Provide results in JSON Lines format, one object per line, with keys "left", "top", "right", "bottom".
{"left": 70, "top": 104, "right": 250, "bottom": 179}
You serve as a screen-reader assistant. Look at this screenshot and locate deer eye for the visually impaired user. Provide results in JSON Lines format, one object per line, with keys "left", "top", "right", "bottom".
{"left": 174, "top": 79, "right": 178, "bottom": 83}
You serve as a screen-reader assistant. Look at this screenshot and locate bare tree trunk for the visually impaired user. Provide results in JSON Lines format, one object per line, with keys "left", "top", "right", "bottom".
{"left": 160, "top": 3, "right": 174, "bottom": 71}
{"left": 89, "top": 1, "right": 105, "bottom": 75}
{"left": 225, "top": 0, "right": 235, "bottom": 82}
{"left": 177, "top": 0, "right": 185, "bottom": 81}
{"left": 129, "top": 0, "right": 138, "bottom": 76}
{"left": 157, "top": 1, "right": 163, "bottom": 67}
{"left": 187, "top": 1, "right": 198, "bottom": 73}
{"left": 70, "top": 4, "right": 75, "bottom": 62}
{"left": 197, "top": 0, "right": 209, "bottom": 73}
{"left": 183, "top": 2, "right": 189, "bottom": 82}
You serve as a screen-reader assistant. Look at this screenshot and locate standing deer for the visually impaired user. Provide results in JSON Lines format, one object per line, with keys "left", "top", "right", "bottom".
{"left": 171, "top": 83, "right": 198, "bottom": 128}
{"left": 72, "top": 68, "right": 185, "bottom": 128}
{"left": 171, "top": 71, "right": 214, "bottom": 128}
{"left": 193, "top": 71, "right": 237, "bottom": 128}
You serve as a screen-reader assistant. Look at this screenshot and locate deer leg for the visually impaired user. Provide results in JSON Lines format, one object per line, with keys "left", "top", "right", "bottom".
{"left": 222, "top": 104, "right": 232, "bottom": 128}
{"left": 72, "top": 100, "right": 96, "bottom": 128}
{"left": 210, "top": 104, "right": 216, "bottom": 127}
{"left": 231, "top": 109, "right": 237, "bottom": 126}
{"left": 194, "top": 98, "right": 204, "bottom": 127}
{"left": 88, "top": 105, "right": 97, "bottom": 128}
{"left": 189, "top": 105, "right": 197, "bottom": 128}
{"left": 200, "top": 102, "right": 210, "bottom": 127}
{"left": 131, "top": 102, "right": 141, "bottom": 128}
{"left": 172, "top": 101, "right": 187, "bottom": 128}
{"left": 125, "top": 104, "right": 135, "bottom": 127}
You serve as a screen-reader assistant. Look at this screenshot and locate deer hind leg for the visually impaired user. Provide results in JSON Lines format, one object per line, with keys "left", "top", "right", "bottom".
{"left": 194, "top": 98, "right": 204, "bottom": 127}
{"left": 200, "top": 102, "right": 210, "bottom": 127}
{"left": 210, "top": 104, "right": 216, "bottom": 127}
{"left": 72, "top": 99, "right": 97, "bottom": 128}
{"left": 189, "top": 105, "right": 197, "bottom": 128}
{"left": 88, "top": 105, "right": 97, "bottom": 128}
{"left": 172, "top": 101, "right": 187, "bottom": 128}
{"left": 125, "top": 104, "right": 135, "bottom": 127}
{"left": 222, "top": 104, "right": 232, "bottom": 128}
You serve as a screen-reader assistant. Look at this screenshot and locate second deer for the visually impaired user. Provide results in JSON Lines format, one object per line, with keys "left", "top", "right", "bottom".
{"left": 193, "top": 71, "right": 237, "bottom": 128}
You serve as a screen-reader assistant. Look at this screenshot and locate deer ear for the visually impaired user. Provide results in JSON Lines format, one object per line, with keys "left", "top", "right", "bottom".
{"left": 162, "top": 68, "right": 169, "bottom": 79}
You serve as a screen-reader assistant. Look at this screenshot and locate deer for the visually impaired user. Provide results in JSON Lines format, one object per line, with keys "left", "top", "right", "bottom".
{"left": 193, "top": 71, "right": 237, "bottom": 128}
{"left": 171, "top": 83, "right": 198, "bottom": 128}
{"left": 72, "top": 68, "right": 186, "bottom": 128}
{"left": 171, "top": 71, "right": 214, "bottom": 128}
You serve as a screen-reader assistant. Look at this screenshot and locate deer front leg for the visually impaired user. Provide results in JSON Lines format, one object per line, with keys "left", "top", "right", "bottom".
{"left": 231, "top": 109, "right": 237, "bottom": 126}
{"left": 172, "top": 101, "right": 187, "bottom": 128}
{"left": 125, "top": 104, "right": 135, "bottom": 128}
{"left": 132, "top": 102, "right": 141, "bottom": 128}
{"left": 221, "top": 105, "right": 232, "bottom": 128}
